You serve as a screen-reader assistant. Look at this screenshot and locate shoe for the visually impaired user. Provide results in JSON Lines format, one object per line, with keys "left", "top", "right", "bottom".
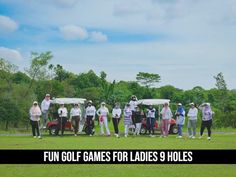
{"left": 74, "top": 134, "right": 77, "bottom": 136}
{"left": 189, "top": 135, "right": 193, "bottom": 139}
{"left": 116, "top": 134, "right": 119, "bottom": 138}
{"left": 107, "top": 134, "right": 111, "bottom": 137}
{"left": 89, "top": 134, "right": 92, "bottom": 137}
{"left": 38, "top": 136, "right": 41, "bottom": 139}
{"left": 160, "top": 135, "right": 163, "bottom": 138}
{"left": 43, "top": 126, "right": 46, "bottom": 129}
{"left": 192, "top": 136, "right": 195, "bottom": 139}
{"left": 176, "top": 136, "right": 182, "bottom": 138}
{"left": 124, "top": 135, "right": 128, "bottom": 138}
{"left": 199, "top": 136, "right": 202, "bottom": 139}
{"left": 33, "top": 136, "right": 36, "bottom": 138}
{"left": 163, "top": 136, "right": 167, "bottom": 138}
{"left": 207, "top": 137, "right": 211, "bottom": 140}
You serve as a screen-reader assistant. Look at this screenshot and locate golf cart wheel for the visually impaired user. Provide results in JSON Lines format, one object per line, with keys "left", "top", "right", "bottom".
{"left": 49, "top": 125, "right": 57, "bottom": 135}
{"left": 140, "top": 125, "right": 147, "bottom": 135}
{"left": 170, "top": 125, "right": 178, "bottom": 134}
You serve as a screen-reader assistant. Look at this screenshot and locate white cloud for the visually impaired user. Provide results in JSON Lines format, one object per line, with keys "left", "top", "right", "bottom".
{"left": 0, "top": 47, "right": 23, "bottom": 61}
{"left": 59, "top": 25, "right": 88, "bottom": 40}
{"left": 0, "top": 15, "right": 18, "bottom": 33}
{"left": 90, "top": 31, "right": 108, "bottom": 42}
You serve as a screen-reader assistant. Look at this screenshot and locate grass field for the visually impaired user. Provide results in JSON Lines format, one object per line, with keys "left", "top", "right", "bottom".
{"left": 0, "top": 133, "right": 236, "bottom": 177}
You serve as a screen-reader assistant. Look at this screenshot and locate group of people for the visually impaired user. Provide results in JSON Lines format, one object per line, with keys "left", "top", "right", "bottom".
{"left": 29, "top": 94, "right": 214, "bottom": 140}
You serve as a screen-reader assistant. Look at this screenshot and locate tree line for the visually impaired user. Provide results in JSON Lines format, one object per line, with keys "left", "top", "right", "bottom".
{"left": 0, "top": 51, "right": 236, "bottom": 130}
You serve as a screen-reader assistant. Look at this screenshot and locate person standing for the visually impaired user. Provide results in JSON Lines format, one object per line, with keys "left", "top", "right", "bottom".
{"left": 133, "top": 106, "right": 142, "bottom": 136}
{"left": 160, "top": 102, "right": 173, "bottom": 138}
{"left": 112, "top": 103, "right": 122, "bottom": 138}
{"left": 199, "top": 103, "right": 213, "bottom": 140}
{"left": 70, "top": 103, "right": 81, "bottom": 136}
{"left": 175, "top": 103, "right": 185, "bottom": 138}
{"left": 129, "top": 95, "right": 138, "bottom": 130}
{"left": 187, "top": 103, "right": 198, "bottom": 139}
{"left": 124, "top": 103, "right": 132, "bottom": 137}
{"left": 146, "top": 105, "right": 156, "bottom": 137}
{"left": 56, "top": 103, "right": 68, "bottom": 136}
{"left": 41, "top": 94, "right": 51, "bottom": 129}
{"left": 85, "top": 100, "right": 96, "bottom": 136}
{"left": 97, "top": 102, "right": 110, "bottom": 136}
{"left": 29, "top": 101, "right": 42, "bottom": 138}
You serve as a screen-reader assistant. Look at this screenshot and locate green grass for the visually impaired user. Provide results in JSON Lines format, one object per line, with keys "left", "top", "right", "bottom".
{"left": 0, "top": 134, "right": 236, "bottom": 149}
{"left": 1, "top": 134, "right": 236, "bottom": 177}
{"left": 0, "top": 164, "right": 235, "bottom": 177}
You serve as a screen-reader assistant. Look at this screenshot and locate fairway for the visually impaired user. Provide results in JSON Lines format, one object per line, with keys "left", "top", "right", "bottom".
{"left": 0, "top": 134, "right": 236, "bottom": 149}
{"left": 1, "top": 134, "right": 236, "bottom": 176}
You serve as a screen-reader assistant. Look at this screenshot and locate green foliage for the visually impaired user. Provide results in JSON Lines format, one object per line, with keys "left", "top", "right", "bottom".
{"left": 0, "top": 98, "right": 21, "bottom": 130}
{"left": 1, "top": 56, "right": 236, "bottom": 129}
{"left": 136, "top": 72, "right": 161, "bottom": 87}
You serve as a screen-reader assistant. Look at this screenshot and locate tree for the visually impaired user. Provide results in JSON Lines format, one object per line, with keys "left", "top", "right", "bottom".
{"left": 24, "top": 51, "right": 53, "bottom": 97}
{"left": 214, "top": 72, "right": 227, "bottom": 90}
{"left": 0, "top": 98, "right": 21, "bottom": 130}
{"left": 214, "top": 72, "right": 228, "bottom": 112}
{"left": 136, "top": 72, "right": 161, "bottom": 87}
{"left": 0, "top": 58, "right": 18, "bottom": 98}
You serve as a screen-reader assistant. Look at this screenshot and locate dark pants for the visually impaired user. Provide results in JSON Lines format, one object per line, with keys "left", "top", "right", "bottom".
{"left": 30, "top": 120, "right": 40, "bottom": 136}
{"left": 147, "top": 117, "right": 155, "bottom": 135}
{"left": 86, "top": 116, "right": 94, "bottom": 135}
{"left": 72, "top": 116, "right": 80, "bottom": 134}
{"left": 112, "top": 118, "right": 120, "bottom": 134}
{"left": 56, "top": 117, "right": 67, "bottom": 136}
{"left": 200, "top": 119, "right": 212, "bottom": 137}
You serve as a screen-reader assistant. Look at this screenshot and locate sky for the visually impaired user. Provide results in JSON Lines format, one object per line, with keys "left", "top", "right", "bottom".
{"left": 0, "top": 0, "right": 236, "bottom": 90}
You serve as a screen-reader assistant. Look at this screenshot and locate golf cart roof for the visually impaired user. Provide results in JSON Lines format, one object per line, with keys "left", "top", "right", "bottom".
{"left": 137, "top": 99, "right": 170, "bottom": 106}
{"left": 51, "top": 98, "right": 86, "bottom": 104}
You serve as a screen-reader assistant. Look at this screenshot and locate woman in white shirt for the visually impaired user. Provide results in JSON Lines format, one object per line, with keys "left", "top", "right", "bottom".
{"left": 56, "top": 103, "right": 68, "bottom": 136}
{"left": 97, "top": 102, "right": 110, "bottom": 136}
{"left": 112, "top": 103, "right": 122, "bottom": 137}
{"left": 70, "top": 103, "right": 81, "bottom": 136}
{"left": 160, "top": 102, "right": 173, "bottom": 137}
{"left": 187, "top": 103, "right": 198, "bottom": 139}
{"left": 29, "top": 101, "right": 42, "bottom": 138}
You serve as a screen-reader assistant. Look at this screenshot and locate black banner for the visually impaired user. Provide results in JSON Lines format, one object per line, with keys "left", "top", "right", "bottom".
{"left": 0, "top": 150, "right": 235, "bottom": 164}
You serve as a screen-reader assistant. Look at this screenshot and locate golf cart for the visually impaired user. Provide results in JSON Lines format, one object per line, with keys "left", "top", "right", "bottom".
{"left": 46, "top": 98, "right": 94, "bottom": 135}
{"left": 137, "top": 99, "right": 178, "bottom": 135}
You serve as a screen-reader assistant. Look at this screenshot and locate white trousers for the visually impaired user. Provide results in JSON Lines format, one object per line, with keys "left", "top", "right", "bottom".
{"left": 100, "top": 117, "right": 110, "bottom": 135}
{"left": 135, "top": 123, "right": 142, "bottom": 135}
{"left": 124, "top": 125, "right": 129, "bottom": 135}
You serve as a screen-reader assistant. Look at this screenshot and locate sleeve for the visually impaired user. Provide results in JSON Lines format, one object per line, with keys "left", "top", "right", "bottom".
{"left": 118, "top": 109, "right": 122, "bottom": 117}
{"left": 58, "top": 108, "right": 61, "bottom": 115}
{"left": 93, "top": 107, "right": 96, "bottom": 117}
{"left": 112, "top": 109, "right": 115, "bottom": 117}
{"left": 38, "top": 108, "right": 42, "bottom": 116}
{"left": 29, "top": 108, "right": 32, "bottom": 116}
{"left": 41, "top": 100, "right": 45, "bottom": 111}
{"left": 169, "top": 109, "right": 173, "bottom": 119}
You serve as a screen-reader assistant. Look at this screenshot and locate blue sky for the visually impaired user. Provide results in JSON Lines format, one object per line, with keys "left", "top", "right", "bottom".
{"left": 0, "top": 0, "right": 236, "bottom": 90}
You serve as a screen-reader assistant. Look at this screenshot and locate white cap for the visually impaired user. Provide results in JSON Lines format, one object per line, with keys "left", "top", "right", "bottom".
{"left": 190, "top": 102, "right": 194, "bottom": 105}
{"left": 33, "top": 101, "right": 38, "bottom": 105}
{"left": 101, "top": 102, "right": 106, "bottom": 105}
{"left": 45, "top": 94, "right": 50, "bottom": 97}
{"left": 88, "top": 100, "right": 92, "bottom": 104}
{"left": 177, "top": 103, "right": 182, "bottom": 106}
